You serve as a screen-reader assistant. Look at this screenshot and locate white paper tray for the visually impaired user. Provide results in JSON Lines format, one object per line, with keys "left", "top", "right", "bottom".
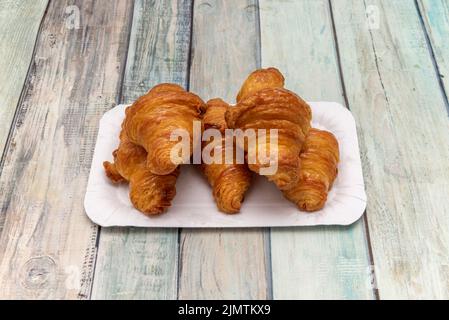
{"left": 84, "top": 102, "right": 366, "bottom": 227}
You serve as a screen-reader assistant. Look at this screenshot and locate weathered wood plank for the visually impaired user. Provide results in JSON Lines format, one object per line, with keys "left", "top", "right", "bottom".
{"left": 418, "top": 0, "right": 449, "bottom": 104}
{"left": 91, "top": 0, "right": 192, "bottom": 300}
{"left": 332, "top": 0, "right": 449, "bottom": 299}
{"left": 178, "top": 0, "right": 270, "bottom": 299}
{"left": 0, "top": 0, "right": 133, "bottom": 299}
{"left": 0, "top": 0, "right": 48, "bottom": 162}
{"left": 260, "top": 0, "right": 374, "bottom": 299}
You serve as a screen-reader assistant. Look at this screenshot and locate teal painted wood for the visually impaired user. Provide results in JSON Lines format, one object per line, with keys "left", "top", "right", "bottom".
{"left": 259, "top": 0, "right": 374, "bottom": 299}
{"left": 178, "top": 0, "right": 270, "bottom": 299}
{"left": 0, "top": 0, "right": 133, "bottom": 299}
{"left": 0, "top": 0, "right": 48, "bottom": 170}
{"left": 418, "top": 0, "right": 449, "bottom": 102}
{"left": 91, "top": 0, "right": 193, "bottom": 300}
{"left": 332, "top": 0, "right": 449, "bottom": 298}
{"left": 121, "top": 0, "right": 192, "bottom": 101}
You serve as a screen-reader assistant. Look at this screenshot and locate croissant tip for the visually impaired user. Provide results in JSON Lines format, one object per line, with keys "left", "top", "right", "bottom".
{"left": 219, "top": 205, "right": 241, "bottom": 215}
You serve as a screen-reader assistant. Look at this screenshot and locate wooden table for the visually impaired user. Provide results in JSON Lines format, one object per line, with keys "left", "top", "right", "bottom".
{"left": 0, "top": 0, "right": 448, "bottom": 300}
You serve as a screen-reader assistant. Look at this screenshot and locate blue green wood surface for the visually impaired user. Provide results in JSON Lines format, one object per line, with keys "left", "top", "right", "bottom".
{"left": 178, "top": 0, "right": 270, "bottom": 299}
{"left": 0, "top": 0, "right": 133, "bottom": 299}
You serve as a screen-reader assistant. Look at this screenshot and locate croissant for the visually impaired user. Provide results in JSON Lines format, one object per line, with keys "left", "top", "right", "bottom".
{"left": 225, "top": 68, "right": 312, "bottom": 190}
{"left": 201, "top": 99, "right": 252, "bottom": 214}
{"left": 103, "top": 130, "right": 179, "bottom": 215}
{"left": 283, "top": 128, "right": 339, "bottom": 212}
{"left": 123, "top": 83, "right": 205, "bottom": 175}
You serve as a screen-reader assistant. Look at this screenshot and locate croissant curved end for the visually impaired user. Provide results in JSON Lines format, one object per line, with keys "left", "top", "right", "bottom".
{"left": 103, "top": 161, "right": 125, "bottom": 183}
{"left": 236, "top": 67, "right": 285, "bottom": 102}
{"left": 129, "top": 168, "right": 179, "bottom": 216}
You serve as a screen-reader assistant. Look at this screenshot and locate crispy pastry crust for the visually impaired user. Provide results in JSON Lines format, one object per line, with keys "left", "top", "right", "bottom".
{"left": 236, "top": 67, "right": 285, "bottom": 102}
{"left": 201, "top": 98, "right": 252, "bottom": 214}
{"left": 283, "top": 128, "right": 339, "bottom": 212}
{"left": 225, "top": 68, "right": 312, "bottom": 190}
{"left": 123, "top": 83, "right": 205, "bottom": 175}
{"left": 103, "top": 130, "right": 179, "bottom": 215}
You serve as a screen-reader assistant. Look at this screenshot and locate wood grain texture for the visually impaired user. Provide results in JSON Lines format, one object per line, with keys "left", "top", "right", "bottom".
{"left": 178, "top": 0, "right": 270, "bottom": 299}
{"left": 0, "top": 0, "right": 133, "bottom": 299}
{"left": 259, "top": 0, "right": 374, "bottom": 299}
{"left": 91, "top": 0, "right": 193, "bottom": 300}
{"left": 418, "top": 0, "right": 449, "bottom": 102}
{"left": 0, "top": 0, "right": 48, "bottom": 162}
{"left": 332, "top": 0, "right": 449, "bottom": 299}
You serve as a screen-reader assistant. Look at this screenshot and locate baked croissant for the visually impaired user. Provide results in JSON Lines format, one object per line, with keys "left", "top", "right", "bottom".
{"left": 201, "top": 98, "right": 252, "bottom": 213}
{"left": 283, "top": 128, "right": 339, "bottom": 212}
{"left": 225, "top": 68, "right": 312, "bottom": 190}
{"left": 103, "top": 130, "right": 179, "bottom": 215}
{"left": 123, "top": 83, "right": 205, "bottom": 175}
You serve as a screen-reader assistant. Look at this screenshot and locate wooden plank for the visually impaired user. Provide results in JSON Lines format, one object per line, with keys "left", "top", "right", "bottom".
{"left": 0, "top": 0, "right": 133, "bottom": 299}
{"left": 91, "top": 0, "right": 192, "bottom": 300}
{"left": 0, "top": 0, "right": 48, "bottom": 161}
{"left": 418, "top": 0, "right": 449, "bottom": 103}
{"left": 331, "top": 0, "right": 449, "bottom": 299}
{"left": 178, "top": 0, "right": 270, "bottom": 299}
{"left": 259, "top": 0, "right": 374, "bottom": 299}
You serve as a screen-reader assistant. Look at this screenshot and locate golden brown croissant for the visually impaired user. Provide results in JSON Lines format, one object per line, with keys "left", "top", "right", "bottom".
{"left": 104, "top": 130, "right": 179, "bottom": 215}
{"left": 283, "top": 128, "right": 339, "bottom": 212}
{"left": 236, "top": 67, "right": 285, "bottom": 102}
{"left": 201, "top": 99, "right": 252, "bottom": 214}
{"left": 123, "top": 83, "right": 205, "bottom": 175}
{"left": 225, "top": 68, "right": 312, "bottom": 190}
